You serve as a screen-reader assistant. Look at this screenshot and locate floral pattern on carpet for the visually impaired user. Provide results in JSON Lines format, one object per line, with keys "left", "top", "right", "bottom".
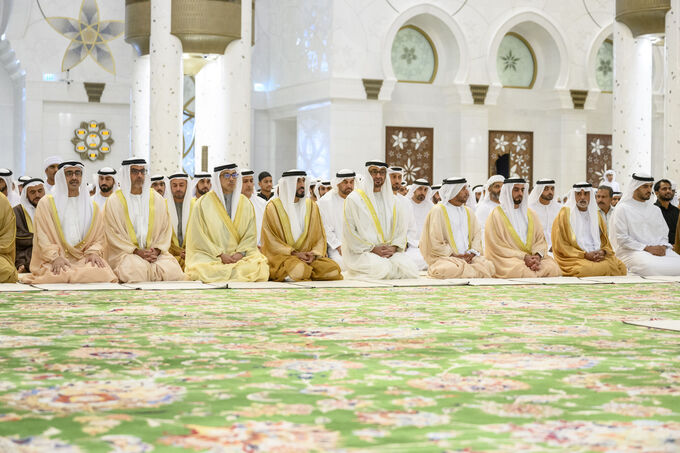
{"left": 0, "top": 283, "right": 679, "bottom": 451}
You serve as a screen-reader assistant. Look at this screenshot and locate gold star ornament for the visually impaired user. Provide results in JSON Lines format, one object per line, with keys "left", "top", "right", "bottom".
{"left": 45, "top": 0, "right": 124, "bottom": 74}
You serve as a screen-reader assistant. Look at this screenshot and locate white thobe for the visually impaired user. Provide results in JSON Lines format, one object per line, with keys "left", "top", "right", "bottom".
{"left": 342, "top": 190, "right": 419, "bottom": 279}
{"left": 529, "top": 201, "right": 561, "bottom": 251}
{"left": 574, "top": 210, "right": 599, "bottom": 252}
{"left": 62, "top": 197, "right": 84, "bottom": 247}
{"left": 598, "top": 206, "right": 615, "bottom": 232}
{"left": 45, "top": 182, "right": 54, "bottom": 194}
{"left": 292, "top": 199, "right": 306, "bottom": 242}
{"left": 318, "top": 191, "right": 346, "bottom": 269}
{"left": 248, "top": 194, "right": 267, "bottom": 245}
{"left": 610, "top": 200, "right": 680, "bottom": 276}
{"left": 476, "top": 200, "right": 500, "bottom": 235}
{"left": 445, "top": 203, "right": 472, "bottom": 253}
{"left": 406, "top": 197, "right": 432, "bottom": 270}
{"left": 128, "top": 194, "right": 148, "bottom": 249}
{"left": 601, "top": 181, "right": 621, "bottom": 193}
{"left": 92, "top": 193, "right": 112, "bottom": 212}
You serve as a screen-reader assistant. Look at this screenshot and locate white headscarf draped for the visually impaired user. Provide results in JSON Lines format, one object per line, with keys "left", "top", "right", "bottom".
{"left": 309, "top": 178, "right": 322, "bottom": 199}
{"left": 53, "top": 162, "right": 94, "bottom": 246}
{"left": 482, "top": 175, "right": 505, "bottom": 203}
{"left": 621, "top": 173, "right": 654, "bottom": 204}
{"left": 43, "top": 156, "right": 63, "bottom": 170}
{"left": 566, "top": 183, "right": 601, "bottom": 252}
{"left": 120, "top": 158, "right": 151, "bottom": 248}
{"left": 331, "top": 169, "right": 355, "bottom": 195}
{"left": 166, "top": 173, "right": 193, "bottom": 240}
{"left": 439, "top": 177, "right": 469, "bottom": 204}
{"left": 0, "top": 169, "right": 20, "bottom": 206}
{"left": 406, "top": 178, "right": 432, "bottom": 203}
{"left": 19, "top": 178, "right": 44, "bottom": 223}
{"left": 528, "top": 178, "right": 557, "bottom": 207}
{"left": 277, "top": 169, "right": 309, "bottom": 240}
{"left": 192, "top": 172, "right": 211, "bottom": 198}
{"left": 356, "top": 161, "right": 395, "bottom": 235}
{"left": 431, "top": 185, "right": 441, "bottom": 203}
{"left": 499, "top": 178, "right": 530, "bottom": 242}
{"left": 92, "top": 167, "right": 118, "bottom": 207}
{"left": 211, "top": 164, "right": 243, "bottom": 220}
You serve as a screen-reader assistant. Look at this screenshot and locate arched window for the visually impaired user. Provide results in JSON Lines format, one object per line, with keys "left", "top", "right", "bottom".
{"left": 595, "top": 39, "right": 613, "bottom": 92}
{"left": 497, "top": 32, "right": 536, "bottom": 89}
{"left": 391, "top": 25, "right": 438, "bottom": 83}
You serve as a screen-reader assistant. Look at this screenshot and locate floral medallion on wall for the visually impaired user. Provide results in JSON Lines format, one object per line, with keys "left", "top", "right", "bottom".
{"left": 385, "top": 127, "right": 433, "bottom": 184}
{"left": 488, "top": 131, "right": 533, "bottom": 186}
{"left": 390, "top": 26, "right": 437, "bottom": 83}
{"left": 72, "top": 121, "right": 114, "bottom": 161}
{"left": 586, "top": 134, "right": 612, "bottom": 187}
{"left": 497, "top": 34, "right": 535, "bottom": 88}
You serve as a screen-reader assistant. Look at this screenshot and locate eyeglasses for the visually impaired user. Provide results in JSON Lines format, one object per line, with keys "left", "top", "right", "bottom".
{"left": 368, "top": 169, "right": 387, "bottom": 176}
{"left": 130, "top": 168, "right": 147, "bottom": 176}
{"left": 64, "top": 170, "right": 83, "bottom": 178}
{"left": 221, "top": 173, "right": 240, "bottom": 179}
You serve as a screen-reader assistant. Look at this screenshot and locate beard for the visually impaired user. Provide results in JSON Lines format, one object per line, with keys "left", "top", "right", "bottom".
{"left": 100, "top": 184, "right": 112, "bottom": 193}
{"left": 296, "top": 189, "right": 305, "bottom": 199}
{"left": 513, "top": 197, "right": 522, "bottom": 205}
{"left": 196, "top": 186, "right": 209, "bottom": 195}
{"left": 415, "top": 194, "right": 425, "bottom": 202}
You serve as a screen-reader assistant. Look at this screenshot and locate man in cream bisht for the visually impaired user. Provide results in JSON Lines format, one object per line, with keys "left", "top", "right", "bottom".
{"left": 551, "top": 182, "right": 627, "bottom": 277}
{"left": 484, "top": 178, "right": 561, "bottom": 278}
{"left": 92, "top": 167, "right": 118, "bottom": 212}
{"left": 165, "top": 172, "right": 195, "bottom": 269}
{"left": 185, "top": 164, "right": 268, "bottom": 282}
{"left": 405, "top": 178, "right": 433, "bottom": 270}
{"left": 527, "top": 178, "right": 561, "bottom": 252}
{"left": 610, "top": 173, "right": 680, "bottom": 275}
{"left": 22, "top": 162, "right": 117, "bottom": 284}
{"left": 475, "top": 175, "right": 504, "bottom": 234}
{"left": 318, "top": 169, "right": 355, "bottom": 270}
{"left": 14, "top": 178, "right": 45, "bottom": 273}
{"left": 240, "top": 169, "right": 267, "bottom": 245}
{"left": 343, "top": 161, "right": 419, "bottom": 279}
{"left": 419, "top": 177, "right": 495, "bottom": 278}
{"left": 104, "top": 158, "right": 185, "bottom": 283}
{"left": 261, "top": 169, "right": 341, "bottom": 281}
{"left": 0, "top": 193, "right": 17, "bottom": 283}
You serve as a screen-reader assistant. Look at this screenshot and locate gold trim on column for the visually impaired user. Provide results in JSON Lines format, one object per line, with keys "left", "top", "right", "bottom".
{"left": 171, "top": 0, "right": 242, "bottom": 55}
{"left": 125, "top": 0, "right": 150, "bottom": 56}
{"left": 470, "top": 84, "right": 489, "bottom": 105}
{"left": 570, "top": 90, "right": 588, "bottom": 110}
{"left": 616, "top": 0, "right": 670, "bottom": 37}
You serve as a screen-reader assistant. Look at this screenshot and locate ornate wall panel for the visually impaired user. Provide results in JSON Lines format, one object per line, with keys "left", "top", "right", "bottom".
{"left": 586, "top": 134, "right": 612, "bottom": 187}
{"left": 385, "top": 126, "right": 433, "bottom": 184}
{"left": 488, "top": 131, "right": 533, "bottom": 186}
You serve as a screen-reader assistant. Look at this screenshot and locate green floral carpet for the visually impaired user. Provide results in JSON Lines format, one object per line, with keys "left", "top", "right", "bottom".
{"left": 0, "top": 283, "right": 679, "bottom": 452}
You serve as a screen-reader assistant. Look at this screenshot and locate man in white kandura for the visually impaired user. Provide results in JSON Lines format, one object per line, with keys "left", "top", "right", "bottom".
{"left": 609, "top": 173, "right": 680, "bottom": 276}
{"left": 318, "top": 169, "right": 355, "bottom": 270}
{"left": 601, "top": 170, "right": 621, "bottom": 193}
{"left": 419, "top": 177, "right": 495, "bottom": 278}
{"left": 475, "top": 175, "right": 505, "bottom": 235}
{"left": 0, "top": 169, "right": 20, "bottom": 207}
{"left": 240, "top": 169, "right": 267, "bottom": 245}
{"left": 405, "top": 178, "right": 433, "bottom": 270}
{"left": 528, "top": 178, "right": 561, "bottom": 252}
{"left": 343, "top": 160, "right": 419, "bottom": 279}
{"left": 42, "top": 156, "right": 62, "bottom": 194}
{"left": 92, "top": 167, "right": 118, "bottom": 212}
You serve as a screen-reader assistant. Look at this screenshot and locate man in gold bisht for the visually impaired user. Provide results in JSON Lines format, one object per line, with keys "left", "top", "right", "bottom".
{"left": 104, "top": 158, "right": 186, "bottom": 283}
{"left": 484, "top": 177, "right": 561, "bottom": 278}
{"left": 551, "top": 182, "right": 626, "bottom": 277}
{"left": 419, "top": 177, "right": 495, "bottom": 278}
{"left": 165, "top": 173, "right": 194, "bottom": 270}
{"left": 0, "top": 193, "right": 17, "bottom": 283}
{"left": 184, "top": 163, "right": 269, "bottom": 282}
{"left": 21, "top": 161, "right": 117, "bottom": 284}
{"left": 261, "top": 169, "right": 342, "bottom": 281}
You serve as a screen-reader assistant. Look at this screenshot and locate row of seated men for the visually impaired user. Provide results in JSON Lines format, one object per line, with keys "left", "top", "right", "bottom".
{"left": 1, "top": 158, "right": 679, "bottom": 285}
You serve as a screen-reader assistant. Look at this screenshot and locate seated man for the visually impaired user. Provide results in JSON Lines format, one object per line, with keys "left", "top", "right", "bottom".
{"left": 185, "top": 164, "right": 268, "bottom": 282}
{"left": 612, "top": 191, "right": 622, "bottom": 206}
{"left": 476, "top": 175, "right": 505, "bottom": 239}
{"left": 14, "top": 178, "right": 45, "bottom": 273}
{"left": 42, "top": 156, "right": 62, "bottom": 193}
{"left": 552, "top": 183, "right": 626, "bottom": 277}
{"left": 261, "top": 170, "right": 341, "bottom": 281}
{"left": 420, "top": 177, "right": 495, "bottom": 278}
{"left": 0, "top": 168, "right": 20, "bottom": 207}
{"left": 150, "top": 175, "right": 167, "bottom": 197}
{"left": 193, "top": 172, "right": 212, "bottom": 199}
{"left": 342, "top": 161, "right": 419, "bottom": 279}
{"left": 484, "top": 178, "right": 561, "bottom": 278}
{"left": 405, "top": 179, "right": 433, "bottom": 271}
{"left": 0, "top": 193, "right": 17, "bottom": 283}
{"left": 92, "top": 167, "right": 118, "bottom": 212}
{"left": 318, "top": 169, "right": 355, "bottom": 270}
{"left": 610, "top": 174, "right": 680, "bottom": 276}
{"left": 653, "top": 178, "right": 679, "bottom": 246}
{"left": 596, "top": 185, "right": 615, "bottom": 231}
{"left": 104, "top": 158, "right": 186, "bottom": 283}
{"left": 527, "top": 178, "right": 560, "bottom": 252}
{"left": 240, "top": 169, "right": 267, "bottom": 245}
{"left": 166, "top": 173, "right": 194, "bottom": 269}
{"left": 21, "top": 162, "right": 117, "bottom": 284}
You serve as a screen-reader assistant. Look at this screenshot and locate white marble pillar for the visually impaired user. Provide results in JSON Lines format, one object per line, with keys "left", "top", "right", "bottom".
{"left": 612, "top": 22, "right": 653, "bottom": 180}
{"left": 558, "top": 111, "right": 587, "bottom": 194}
{"left": 194, "top": 59, "right": 226, "bottom": 171}
{"left": 222, "top": 0, "right": 253, "bottom": 168}
{"left": 130, "top": 53, "right": 150, "bottom": 160}
{"left": 458, "top": 107, "right": 489, "bottom": 186}
{"left": 328, "top": 100, "right": 383, "bottom": 177}
{"left": 664, "top": 0, "right": 680, "bottom": 181}
{"left": 149, "top": 0, "right": 183, "bottom": 175}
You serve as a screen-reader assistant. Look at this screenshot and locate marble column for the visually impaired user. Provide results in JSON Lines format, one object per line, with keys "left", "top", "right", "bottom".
{"left": 149, "top": 0, "right": 183, "bottom": 175}
{"left": 458, "top": 106, "right": 489, "bottom": 186}
{"left": 130, "top": 54, "right": 150, "bottom": 160}
{"left": 664, "top": 0, "right": 680, "bottom": 181}
{"left": 612, "top": 21, "right": 653, "bottom": 180}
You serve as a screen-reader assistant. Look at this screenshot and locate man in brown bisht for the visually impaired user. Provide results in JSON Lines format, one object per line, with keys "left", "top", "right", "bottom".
{"left": 419, "top": 177, "right": 495, "bottom": 278}
{"left": 552, "top": 182, "right": 626, "bottom": 277}
{"left": 484, "top": 177, "right": 561, "bottom": 278}
{"left": 0, "top": 193, "right": 17, "bottom": 283}
{"left": 13, "top": 178, "right": 45, "bottom": 273}
{"left": 21, "top": 162, "right": 117, "bottom": 284}
{"left": 261, "top": 169, "right": 342, "bottom": 281}
{"left": 104, "top": 158, "right": 185, "bottom": 283}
